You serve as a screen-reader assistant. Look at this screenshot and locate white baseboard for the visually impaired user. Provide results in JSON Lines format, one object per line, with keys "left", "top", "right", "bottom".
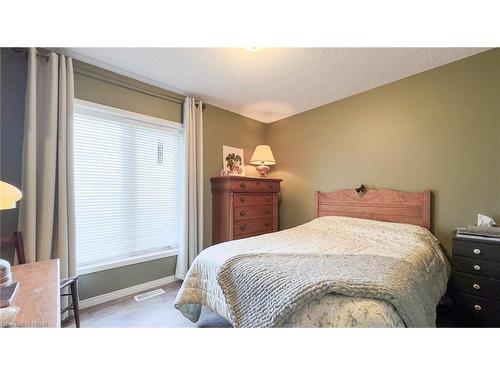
{"left": 79, "top": 275, "right": 178, "bottom": 309}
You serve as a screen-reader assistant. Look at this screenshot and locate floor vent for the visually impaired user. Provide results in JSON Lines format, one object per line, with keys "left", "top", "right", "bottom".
{"left": 134, "top": 288, "right": 165, "bottom": 302}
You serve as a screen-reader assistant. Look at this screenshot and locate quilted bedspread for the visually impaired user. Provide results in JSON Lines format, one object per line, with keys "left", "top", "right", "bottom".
{"left": 175, "top": 216, "right": 450, "bottom": 327}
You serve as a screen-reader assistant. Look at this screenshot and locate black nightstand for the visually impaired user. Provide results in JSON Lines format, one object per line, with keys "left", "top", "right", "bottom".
{"left": 450, "top": 235, "right": 500, "bottom": 327}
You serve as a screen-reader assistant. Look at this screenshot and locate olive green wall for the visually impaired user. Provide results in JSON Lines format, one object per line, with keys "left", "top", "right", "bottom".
{"left": 202, "top": 105, "right": 267, "bottom": 248}
{"left": 266, "top": 48, "right": 500, "bottom": 255}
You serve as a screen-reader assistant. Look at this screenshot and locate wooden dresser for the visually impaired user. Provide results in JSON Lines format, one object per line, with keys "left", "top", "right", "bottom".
{"left": 211, "top": 176, "right": 282, "bottom": 244}
{"left": 451, "top": 235, "right": 500, "bottom": 327}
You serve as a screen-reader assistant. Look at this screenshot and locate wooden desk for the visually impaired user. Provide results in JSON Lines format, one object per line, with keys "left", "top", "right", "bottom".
{"left": 9, "top": 259, "right": 60, "bottom": 328}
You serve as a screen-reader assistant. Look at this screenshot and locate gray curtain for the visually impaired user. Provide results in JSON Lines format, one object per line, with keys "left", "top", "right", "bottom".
{"left": 18, "top": 48, "right": 76, "bottom": 281}
{"left": 175, "top": 97, "right": 203, "bottom": 279}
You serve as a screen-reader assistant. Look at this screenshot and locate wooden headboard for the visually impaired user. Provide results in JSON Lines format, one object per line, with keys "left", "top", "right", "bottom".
{"left": 315, "top": 188, "right": 432, "bottom": 231}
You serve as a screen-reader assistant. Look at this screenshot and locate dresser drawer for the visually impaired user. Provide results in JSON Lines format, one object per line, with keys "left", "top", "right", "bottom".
{"left": 233, "top": 230, "right": 271, "bottom": 240}
{"left": 233, "top": 193, "right": 273, "bottom": 207}
{"left": 231, "top": 179, "right": 280, "bottom": 192}
{"left": 452, "top": 256, "right": 500, "bottom": 279}
{"left": 234, "top": 205, "right": 273, "bottom": 222}
{"left": 233, "top": 218, "right": 273, "bottom": 237}
{"left": 452, "top": 272, "right": 500, "bottom": 299}
{"left": 453, "top": 292, "right": 500, "bottom": 325}
{"left": 453, "top": 239, "right": 500, "bottom": 262}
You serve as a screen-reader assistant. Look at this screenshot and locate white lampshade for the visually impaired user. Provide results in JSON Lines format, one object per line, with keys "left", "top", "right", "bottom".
{"left": 250, "top": 145, "right": 276, "bottom": 166}
{"left": 0, "top": 181, "right": 22, "bottom": 210}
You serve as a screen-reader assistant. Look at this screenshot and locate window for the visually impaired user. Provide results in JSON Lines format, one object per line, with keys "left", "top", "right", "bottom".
{"left": 73, "top": 100, "right": 184, "bottom": 274}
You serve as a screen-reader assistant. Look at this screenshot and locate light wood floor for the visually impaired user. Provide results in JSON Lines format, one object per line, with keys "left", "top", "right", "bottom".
{"left": 70, "top": 280, "right": 232, "bottom": 328}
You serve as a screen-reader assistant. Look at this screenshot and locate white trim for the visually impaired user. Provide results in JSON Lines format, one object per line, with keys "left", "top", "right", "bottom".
{"left": 78, "top": 249, "right": 178, "bottom": 275}
{"left": 79, "top": 275, "right": 178, "bottom": 309}
{"left": 74, "top": 98, "right": 183, "bottom": 129}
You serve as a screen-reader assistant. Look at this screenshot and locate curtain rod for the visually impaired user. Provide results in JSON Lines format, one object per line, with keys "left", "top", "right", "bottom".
{"left": 74, "top": 67, "right": 186, "bottom": 105}
{"left": 11, "top": 47, "right": 52, "bottom": 62}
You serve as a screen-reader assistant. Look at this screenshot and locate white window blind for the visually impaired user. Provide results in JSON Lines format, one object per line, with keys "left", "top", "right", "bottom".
{"left": 73, "top": 100, "right": 184, "bottom": 273}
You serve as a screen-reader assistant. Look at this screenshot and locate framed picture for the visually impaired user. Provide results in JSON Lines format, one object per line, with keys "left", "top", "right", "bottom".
{"left": 222, "top": 145, "right": 245, "bottom": 176}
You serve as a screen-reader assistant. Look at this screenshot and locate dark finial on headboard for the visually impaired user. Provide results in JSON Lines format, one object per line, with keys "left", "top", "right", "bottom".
{"left": 355, "top": 184, "right": 367, "bottom": 194}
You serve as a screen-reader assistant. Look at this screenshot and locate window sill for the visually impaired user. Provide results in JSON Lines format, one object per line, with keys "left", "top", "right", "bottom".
{"left": 77, "top": 249, "right": 178, "bottom": 275}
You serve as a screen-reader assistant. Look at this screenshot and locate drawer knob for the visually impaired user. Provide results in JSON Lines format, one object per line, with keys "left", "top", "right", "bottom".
{"left": 268, "top": 184, "right": 274, "bottom": 188}
{"left": 473, "top": 265, "right": 481, "bottom": 271}
{"left": 256, "top": 181, "right": 260, "bottom": 185}
{"left": 473, "top": 248, "right": 481, "bottom": 255}
{"left": 240, "top": 196, "right": 246, "bottom": 202}
{"left": 472, "top": 283, "right": 481, "bottom": 290}
{"left": 474, "top": 304, "right": 482, "bottom": 311}
{"left": 240, "top": 224, "right": 246, "bottom": 231}
{"left": 264, "top": 209, "right": 271, "bottom": 214}
{"left": 240, "top": 182, "right": 246, "bottom": 188}
{"left": 239, "top": 211, "right": 246, "bottom": 217}
{"left": 265, "top": 223, "right": 271, "bottom": 227}
{"left": 265, "top": 196, "right": 271, "bottom": 201}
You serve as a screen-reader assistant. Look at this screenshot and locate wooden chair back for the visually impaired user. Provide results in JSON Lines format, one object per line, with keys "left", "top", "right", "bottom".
{"left": 0, "top": 231, "right": 26, "bottom": 264}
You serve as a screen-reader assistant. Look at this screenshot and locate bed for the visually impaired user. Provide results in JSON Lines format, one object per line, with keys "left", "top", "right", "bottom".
{"left": 175, "top": 188, "right": 450, "bottom": 327}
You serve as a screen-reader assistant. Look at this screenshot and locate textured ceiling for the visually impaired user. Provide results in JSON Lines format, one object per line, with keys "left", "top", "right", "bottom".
{"left": 63, "top": 48, "right": 488, "bottom": 123}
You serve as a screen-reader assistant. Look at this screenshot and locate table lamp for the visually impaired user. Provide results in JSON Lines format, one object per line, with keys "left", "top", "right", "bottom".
{"left": 0, "top": 181, "right": 23, "bottom": 284}
{"left": 250, "top": 145, "right": 276, "bottom": 177}
{"left": 0, "top": 181, "right": 22, "bottom": 210}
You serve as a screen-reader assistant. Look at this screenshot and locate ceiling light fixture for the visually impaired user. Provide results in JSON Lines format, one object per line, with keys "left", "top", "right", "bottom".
{"left": 245, "top": 47, "right": 263, "bottom": 52}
